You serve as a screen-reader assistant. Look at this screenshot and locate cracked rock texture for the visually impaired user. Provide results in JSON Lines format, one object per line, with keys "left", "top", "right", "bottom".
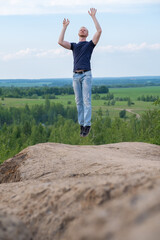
{"left": 0, "top": 142, "right": 160, "bottom": 240}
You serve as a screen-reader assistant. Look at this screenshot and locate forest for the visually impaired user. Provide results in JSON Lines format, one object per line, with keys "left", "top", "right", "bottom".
{"left": 0, "top": 97, "right": 160, "bottom": 164}
{"left": 0, "top": 86, "right": 109, "bottom": 99}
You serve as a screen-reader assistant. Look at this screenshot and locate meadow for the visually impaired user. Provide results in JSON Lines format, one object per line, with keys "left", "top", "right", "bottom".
{"left": 0, "top": 86, "right": 160, "bottom": 119}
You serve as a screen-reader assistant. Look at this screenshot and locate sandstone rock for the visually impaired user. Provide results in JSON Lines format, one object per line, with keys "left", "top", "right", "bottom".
{"left": 0, "top": 212, "right": 33, "bottom": 240}
{"left": 0, "top": 142, "right": 160, "bottom": 240}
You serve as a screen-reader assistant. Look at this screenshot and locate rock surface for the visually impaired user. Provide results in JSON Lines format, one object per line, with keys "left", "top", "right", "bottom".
{"left": 0, "top": 212, "right": 32, "bottom": 240}
{"left": 0, "top": 142, "right": 160, "bottom": 240}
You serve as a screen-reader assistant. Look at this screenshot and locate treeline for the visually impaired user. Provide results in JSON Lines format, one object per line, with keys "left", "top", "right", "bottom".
{"left": 93, "top": 92, "right": 114, "bottom": 100}
{"left": 0, "top": 86, "right": 74, "bottom": 98}
{"left": 137, "top": 95, "right": 159, "bottom": 102}
{"left": 0, "top": 99, "right": 77, "bottom": 127}
{"left": 92, "top": 86, "right": 109, "bottom": 94}
{"left": 0, "top": 100, "right": 160, "bottom": 164}
{"left": 0, "top": 86, "right": 109, "bottom": 99}
{"left": 93, "top": 93, "right": 160, "bottom": 103}
{"left": 93, "top": 93, "right": 134, "bottom": 106}
{"left": 93, "top": 93, "right": 132, "bottom": 102}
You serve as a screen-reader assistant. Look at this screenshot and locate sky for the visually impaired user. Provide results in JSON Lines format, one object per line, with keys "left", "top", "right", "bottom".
{"left": 0, "top": 0, "right": 160, "bottom": 79}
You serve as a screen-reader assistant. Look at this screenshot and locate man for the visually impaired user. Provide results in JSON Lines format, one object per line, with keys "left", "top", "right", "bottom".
{"left": 58, "top": 8, "right": 102, "bottom": 137}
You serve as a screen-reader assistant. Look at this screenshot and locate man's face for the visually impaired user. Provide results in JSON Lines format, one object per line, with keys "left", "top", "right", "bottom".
{"left": 78, "top": 27, "right": 88, "bottom": 38}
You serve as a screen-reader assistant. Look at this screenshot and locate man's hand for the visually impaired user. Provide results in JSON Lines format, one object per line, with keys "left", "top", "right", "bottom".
{"left": 89, "top": 8, "right": 102, "bottom": 45}
{"left": 88, "top": 8, "right": 97, "bottom": 17}
{"left": 58, "top": 18, "right": 71, "bottom": 49}
{"left": 63, "top": 18, "right": 70, "bottom": 28}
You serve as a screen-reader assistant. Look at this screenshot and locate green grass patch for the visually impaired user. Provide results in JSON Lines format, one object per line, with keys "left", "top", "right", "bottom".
{"left": 109, "top": 86, "right": 160, "bottom": 101}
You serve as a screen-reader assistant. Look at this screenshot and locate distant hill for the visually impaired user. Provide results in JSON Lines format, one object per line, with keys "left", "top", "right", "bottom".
{"left": 0, "top": 76, "right": 160, "bottom": 87}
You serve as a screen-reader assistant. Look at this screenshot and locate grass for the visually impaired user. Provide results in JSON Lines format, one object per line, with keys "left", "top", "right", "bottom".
{"left": 0, "top": 86, "right": 160, "bottom": 119}
{"left": 110, "top": 86, "right": 160, "bottom": 100}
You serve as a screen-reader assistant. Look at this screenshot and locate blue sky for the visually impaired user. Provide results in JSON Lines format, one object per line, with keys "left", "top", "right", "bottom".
{"left": 0, "top": 0, "right": 160, "bottom": 79}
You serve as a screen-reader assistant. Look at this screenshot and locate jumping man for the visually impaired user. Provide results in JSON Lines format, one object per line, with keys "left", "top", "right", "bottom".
{"left": 58, "top": 8, "right": 102, "bottom": 137}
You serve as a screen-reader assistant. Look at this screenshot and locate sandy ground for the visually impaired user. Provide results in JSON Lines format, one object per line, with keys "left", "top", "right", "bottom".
{"left": 0, "top": 142, "right": 160, "bottom": 240}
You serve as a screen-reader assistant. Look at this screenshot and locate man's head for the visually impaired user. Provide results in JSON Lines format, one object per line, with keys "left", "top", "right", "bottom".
{"left": 78, "top": 26, "right": 88, "bottom": 38}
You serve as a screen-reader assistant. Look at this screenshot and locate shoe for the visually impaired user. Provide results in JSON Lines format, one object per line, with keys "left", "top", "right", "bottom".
{"left": 80, "top": 125, "right": 84, "bottom": 137}
{"left": 82, "top": 126, "right": 91, "bottom": 137}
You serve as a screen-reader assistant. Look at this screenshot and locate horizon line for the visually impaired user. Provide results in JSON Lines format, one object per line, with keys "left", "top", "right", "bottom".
{"left": 0, "top": 75, "right": 160, "bottom": 81}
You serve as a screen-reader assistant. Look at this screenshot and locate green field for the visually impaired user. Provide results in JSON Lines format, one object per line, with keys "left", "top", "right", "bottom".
{"left": 0, "top": 86, "right": 160, "bottom": 119}
{"left": 110, "top": 86, "right": 160, "bottom": 100}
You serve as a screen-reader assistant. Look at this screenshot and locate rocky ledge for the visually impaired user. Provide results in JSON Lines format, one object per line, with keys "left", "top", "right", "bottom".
{"left": 0, "top": 142, "right": 160, "bottom": 240}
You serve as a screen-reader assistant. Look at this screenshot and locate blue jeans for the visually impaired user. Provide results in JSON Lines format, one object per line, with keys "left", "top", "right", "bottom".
{"left": 73, "top": 71, "right": 92, "bottom": 127}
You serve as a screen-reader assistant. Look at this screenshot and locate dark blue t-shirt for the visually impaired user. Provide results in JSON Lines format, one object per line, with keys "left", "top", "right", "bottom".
{"left": 70, "top": 40, "right": 95, "bottom": 72}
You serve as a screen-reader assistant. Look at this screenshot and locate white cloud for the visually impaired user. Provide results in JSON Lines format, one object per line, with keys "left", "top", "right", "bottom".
{"left": 36, "top": 48, "right": 71, "bottom": 57}
{"left": 1, "top": 43, "right": 160, "bottom": 61}
{"left": 2, "top": 47, "right": 71, "bottom": 61}
{"left": 97, "top": 42, "right": 160, "bottom": 53}
{"left": 49, "top": 0, "right": 160, "bottom": 4}
{"left": 3, "top": 48, "right": 37, "bottom": 61}
{"left": 0, "top": 0, "right": 160, "bottom": 15}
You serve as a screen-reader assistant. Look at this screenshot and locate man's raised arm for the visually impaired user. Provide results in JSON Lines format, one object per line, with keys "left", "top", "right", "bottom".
{"left": 88, "top": 8, "right": 102, "bottom": 45}
{"left": 58, "top": 18, "right": 71, "bottom": 49}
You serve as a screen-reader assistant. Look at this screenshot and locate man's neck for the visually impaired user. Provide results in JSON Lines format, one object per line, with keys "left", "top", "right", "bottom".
{"left": 79, "top": 37, "right": 87, "bottom": 42}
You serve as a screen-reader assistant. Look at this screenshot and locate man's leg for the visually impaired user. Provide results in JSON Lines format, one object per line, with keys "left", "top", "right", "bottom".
{"left": 73, "top": 74, "right": 84, "bottom": 127}
{"left": 83, "top": 71, "right": 92, "bottom": 127}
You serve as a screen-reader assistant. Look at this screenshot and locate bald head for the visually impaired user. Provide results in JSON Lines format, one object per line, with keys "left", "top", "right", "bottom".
{"left": 78, "top": 26, "right": 88, "bottom": 38}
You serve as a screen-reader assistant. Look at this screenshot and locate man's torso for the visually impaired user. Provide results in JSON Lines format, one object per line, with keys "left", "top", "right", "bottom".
{"left": 71, "top": 40, "right": 95, "bottom": 72}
